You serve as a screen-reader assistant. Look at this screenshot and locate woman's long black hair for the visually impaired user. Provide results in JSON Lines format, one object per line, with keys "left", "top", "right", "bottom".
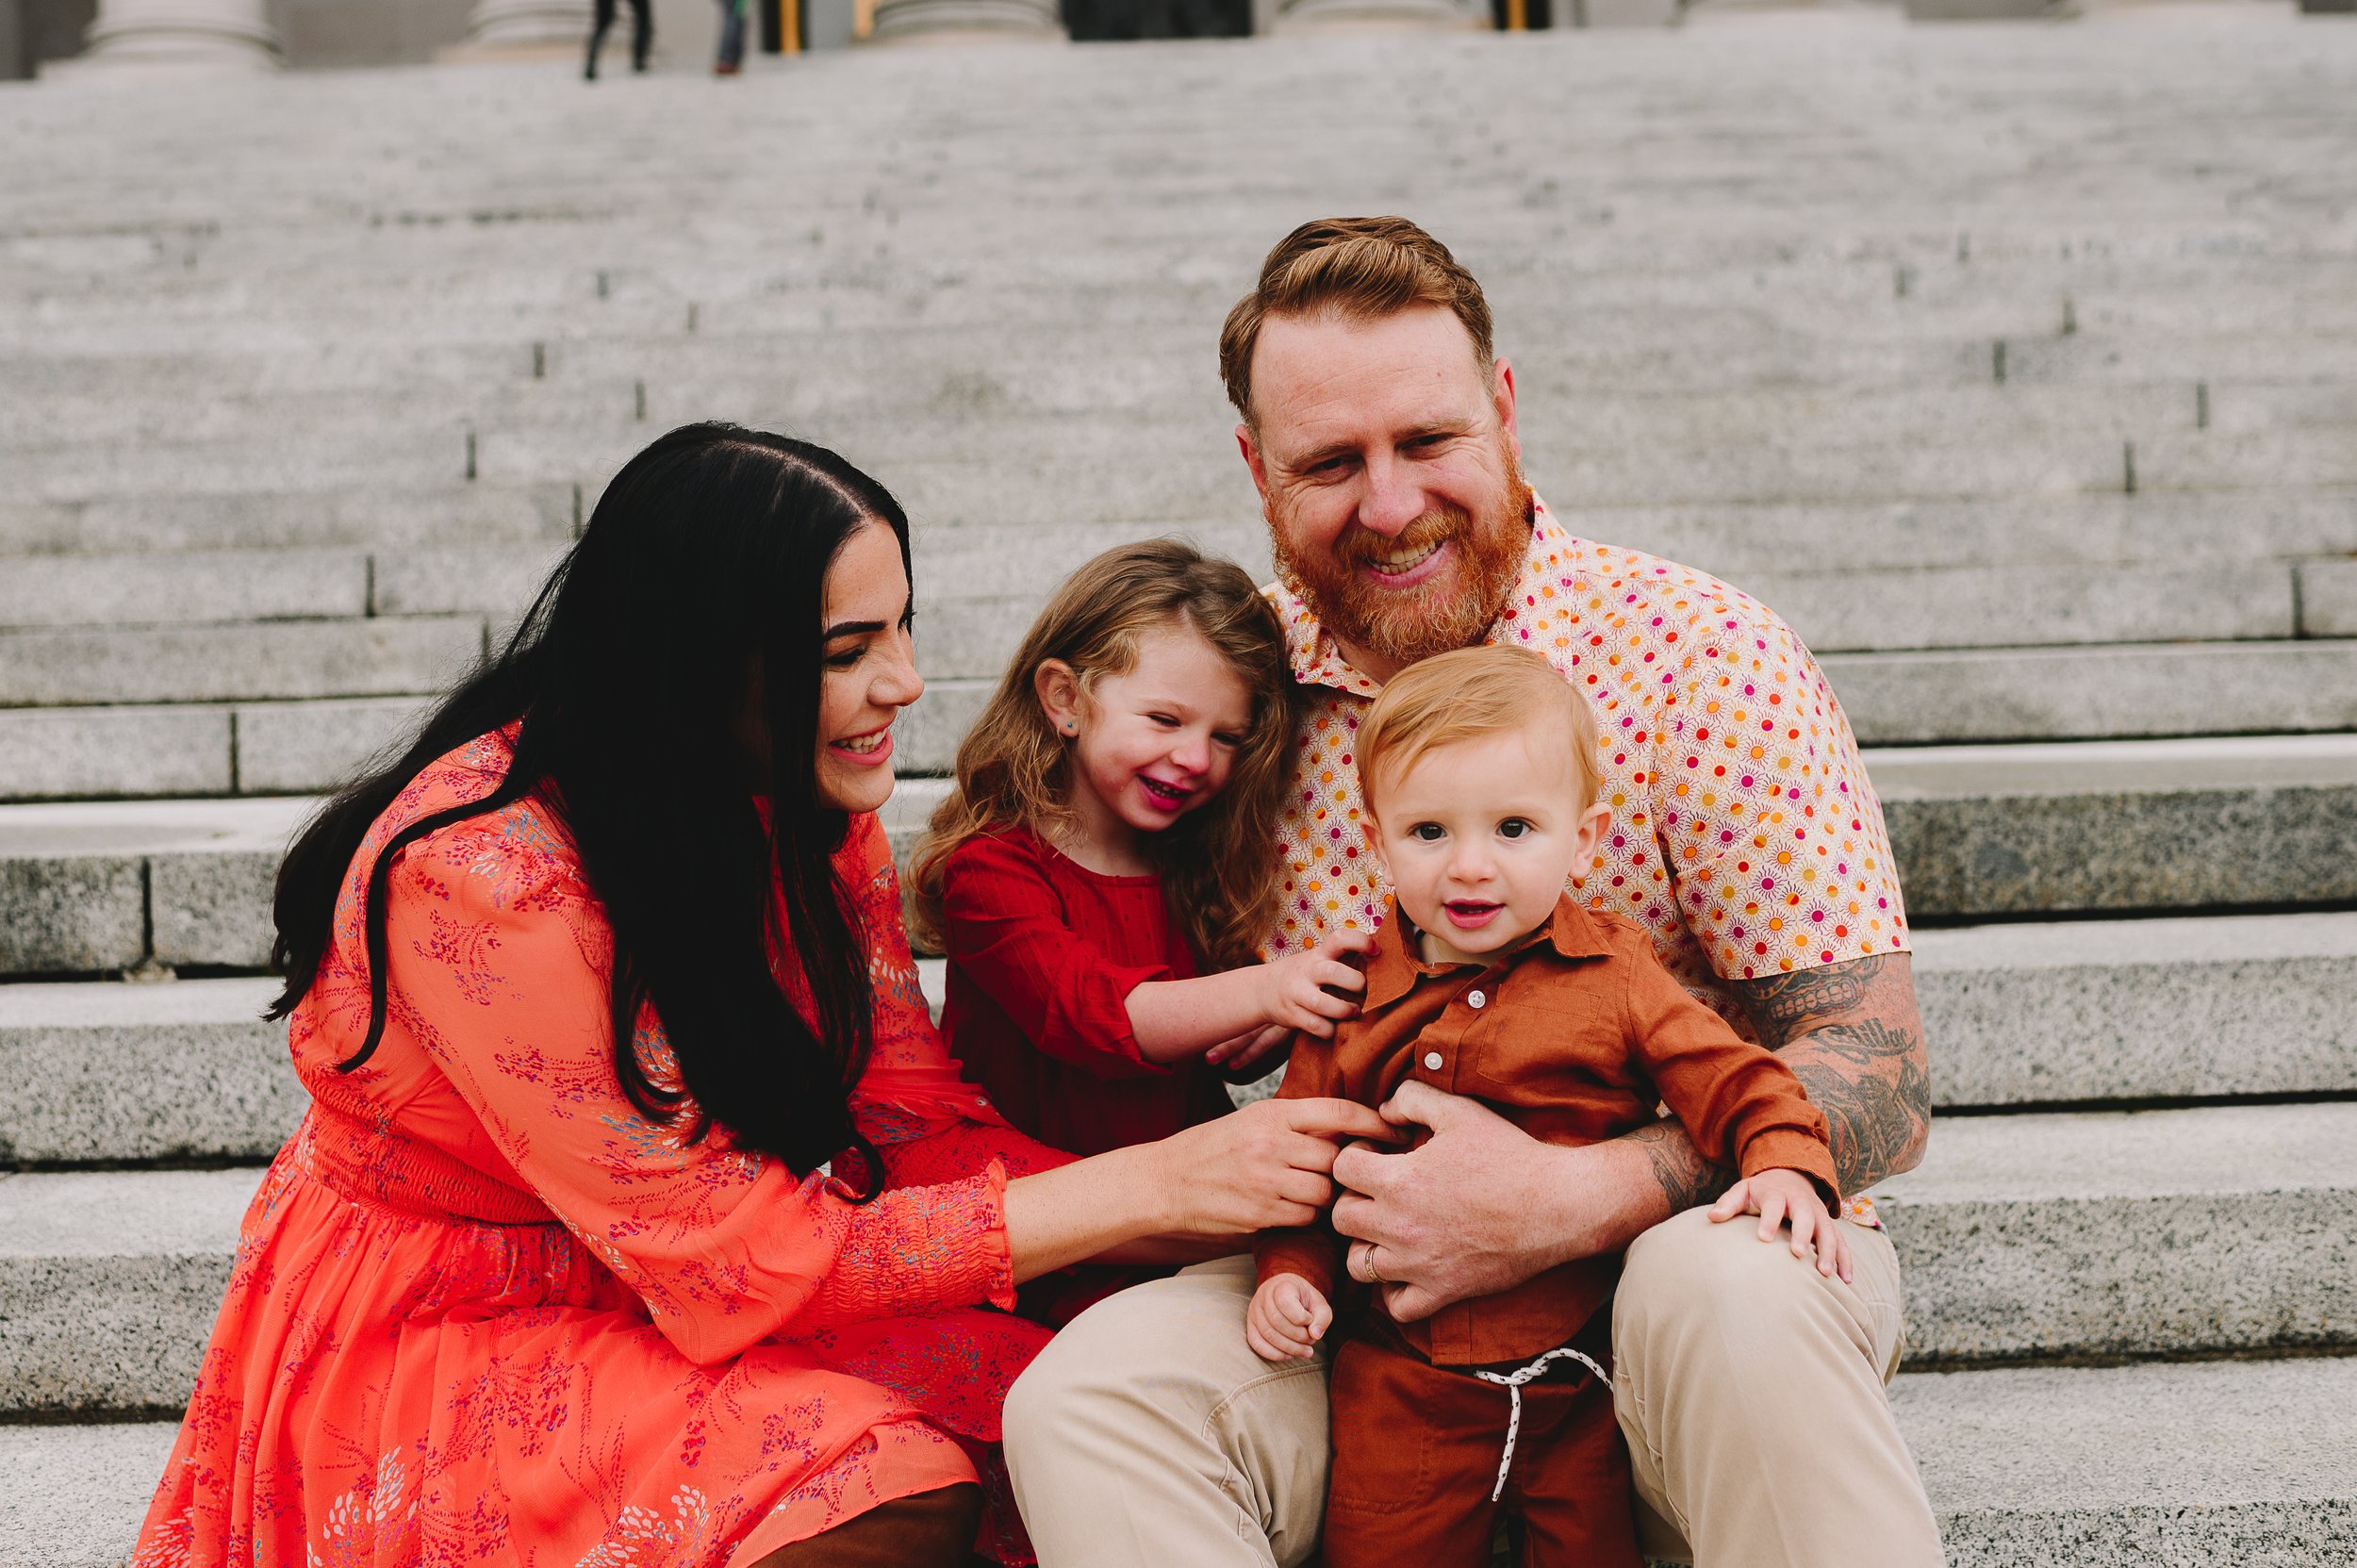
{"left": 268, "top": 423, "right": 912, "bottom": 1195}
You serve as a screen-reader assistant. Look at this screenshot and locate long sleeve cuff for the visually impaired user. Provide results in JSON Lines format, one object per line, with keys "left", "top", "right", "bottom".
{"left": 803, "top": 1159, "right": 1017, "bottom": 1329}
{"left": 1253, "top": 1228, "right": 1339, "bottom": 1300}
{"left": 1737, "top": 1131, "right": 1842, "bottom": 1208}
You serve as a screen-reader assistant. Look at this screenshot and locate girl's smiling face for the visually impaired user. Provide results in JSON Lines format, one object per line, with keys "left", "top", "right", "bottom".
{"left": 1035, "top": 619, "right": 1254, "bottom": 870}
{"left": 814, "top": 521, "right": 923, "bottom": 814}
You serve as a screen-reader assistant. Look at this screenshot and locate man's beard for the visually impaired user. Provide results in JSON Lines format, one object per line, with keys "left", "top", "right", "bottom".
{"left": 1271, "top": 454, "right": 1533, "bottom": 674}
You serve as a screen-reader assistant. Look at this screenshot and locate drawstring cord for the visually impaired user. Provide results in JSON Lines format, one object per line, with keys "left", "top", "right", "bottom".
{"left": 1471, "top": 1346, "right": 1612, "bottom": 1502}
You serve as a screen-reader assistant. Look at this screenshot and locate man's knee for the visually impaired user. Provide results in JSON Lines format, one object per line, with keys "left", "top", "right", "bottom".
{"left": 1617, "top": 1207, "right": 1873, "bottom": 1367}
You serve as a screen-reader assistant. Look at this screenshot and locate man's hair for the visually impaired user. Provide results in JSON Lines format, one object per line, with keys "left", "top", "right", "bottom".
{"left": 1219, "top": 216, "right": 1496, "bottom": 423}
{"left": 1357, "top": 646, "right": 1599, "bottom": 817}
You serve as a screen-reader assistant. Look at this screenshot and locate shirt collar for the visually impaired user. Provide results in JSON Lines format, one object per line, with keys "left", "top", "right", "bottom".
{"left": 1271, "top": 493, "right": 1570, "bottom": 698}
{"left": 1361, "top": 888, "right": 1612, "bottom": 1011}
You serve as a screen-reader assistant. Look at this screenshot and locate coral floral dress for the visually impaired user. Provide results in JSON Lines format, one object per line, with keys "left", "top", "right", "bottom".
{"left": 134, "top": 729, "right": 1073, "bottom": 1568}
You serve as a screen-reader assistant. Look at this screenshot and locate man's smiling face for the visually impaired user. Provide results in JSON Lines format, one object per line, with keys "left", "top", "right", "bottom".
{"left": 1238, "top": 305, "right": 1533, "bottom": 684}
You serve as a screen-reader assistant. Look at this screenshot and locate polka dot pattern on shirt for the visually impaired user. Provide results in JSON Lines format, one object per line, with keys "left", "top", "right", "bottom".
{"left": 1262, "top": 500, "right": 1910, "bottom": 1022}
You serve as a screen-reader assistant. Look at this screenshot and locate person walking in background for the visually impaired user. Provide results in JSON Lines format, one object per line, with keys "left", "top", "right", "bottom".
{"left": 585, "top": 0, "right": 650, "bottom": 78}
{"left": 714, "top": 0, "right": 747, "bottom": 73}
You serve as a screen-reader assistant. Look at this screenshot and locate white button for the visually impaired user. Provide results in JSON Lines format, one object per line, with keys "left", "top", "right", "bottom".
{"left": 1423, "top": 1051, "right": 1444, "bottom": 1071}
{"left": 1468, "top": 990, "right": 1487, "bottom": 1009}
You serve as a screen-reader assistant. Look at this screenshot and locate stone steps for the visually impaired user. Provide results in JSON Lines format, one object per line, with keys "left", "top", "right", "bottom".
{"left": 8, "top": 634, "right": 2356, "bottom": 802}
{"left": 11, "top": 1354, "right": 2355, "bottom": 1568}
{"left": 13, "top": 538, "right": 2353, "bottom": 652}
{"left": 8, "top": 418, "right": 2349, "bottom": 530}
{"left": 4, "top": 12, "right": 2351, "bottom": 1560}
{"left": 2, "top": 1100, "right": 2347, "bottom": 1414}
{"left": 2, "top": 734, "right": 2349, "bottom": 977}
{"left": 13, "top": 374, "right": 2350, "bottom": 457}
{"left": 11, "top": 907, "right": 2349, "bottom": 1165}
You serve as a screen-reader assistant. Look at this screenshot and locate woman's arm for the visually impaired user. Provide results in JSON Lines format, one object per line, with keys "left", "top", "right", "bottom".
{"left": 1002, "top": 1094, "right": 1395, "bottom": 1281}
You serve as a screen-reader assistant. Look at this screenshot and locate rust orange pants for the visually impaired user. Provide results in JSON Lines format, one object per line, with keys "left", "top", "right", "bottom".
{"left": 1321, "top": 1324, "right": 1641, "bottom": 1568}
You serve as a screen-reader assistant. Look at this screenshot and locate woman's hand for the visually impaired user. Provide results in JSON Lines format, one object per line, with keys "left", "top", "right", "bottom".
{"left": 1151, "top": 1096, "right": 1397, "bottom": 1236}
{"left": 1256, "top": 928, "right": 1374, "bottom": 1037}
{"left": 1707, "top": 1167, "right": 1854, "bottom": 1283}
{"left": 1004, "top": 1097, "right": 1393, "bottom": 1283}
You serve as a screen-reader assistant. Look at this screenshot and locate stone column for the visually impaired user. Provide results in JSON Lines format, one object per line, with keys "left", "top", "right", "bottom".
{"left": 453, "top": 0, "right": 596, "bottom": 52}
{"left": 1269, "top": 0, "right": 1482, "bottom": 31}
{"left": 62, "top": 0, "right": 280, "bottom": 70}
{"left": 867, "top": 0, "right": 1064, "bottom": 41}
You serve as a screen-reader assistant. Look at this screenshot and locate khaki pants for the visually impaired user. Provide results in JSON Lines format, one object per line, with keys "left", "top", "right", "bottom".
{"left": 1002, "top": 1209, "right": 1944, "bottom": 1568}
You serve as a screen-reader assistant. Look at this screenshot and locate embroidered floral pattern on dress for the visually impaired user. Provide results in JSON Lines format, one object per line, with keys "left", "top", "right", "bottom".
{"left": 134, "top": 729, "right": 1070, "bottom": 1568}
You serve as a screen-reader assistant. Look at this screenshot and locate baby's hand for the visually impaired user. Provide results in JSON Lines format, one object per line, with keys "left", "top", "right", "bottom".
{"left": 1258, "top": 928, "right": 1374, "bottom": 1038}
{"left": 1708, "top": 1167, "right": 1854, "bottom": 1284}
{"left": 1246, "top": 1273, "right": 1332, "bottom": 1362}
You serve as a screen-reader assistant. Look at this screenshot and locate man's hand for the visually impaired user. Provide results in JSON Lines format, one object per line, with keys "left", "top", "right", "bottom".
{"left": 1328, "top": 1081, "right": 1623, "bottom": 1323}
{"left": 1708, "top": 1167, "right": 1853, "bottom": 1283}
{"left": 1245, "top": 1272, "right": 1332, "bottom": 1362}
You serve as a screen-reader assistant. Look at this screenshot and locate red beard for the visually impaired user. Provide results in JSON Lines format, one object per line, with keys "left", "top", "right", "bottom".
{"left": 1272, "top": 454, "right": 1533, "bottom": 675}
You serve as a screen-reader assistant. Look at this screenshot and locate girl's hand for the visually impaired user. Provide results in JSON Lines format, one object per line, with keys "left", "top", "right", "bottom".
{"left": 1258, "top": 928, "right": 1375, "bottom": 1037}
{"left": 1707, "top": 1167, "right": 1854, "bottom": 1284}
{"left": 1205, "top": 1023, "right": 1292, "bottom": 1073}
{"left": 1150, "top": 1096, "right": 1397, "bottom": 1236}
{"left": 1246, "top": 1272, "right": 1332, "bottom": 1362}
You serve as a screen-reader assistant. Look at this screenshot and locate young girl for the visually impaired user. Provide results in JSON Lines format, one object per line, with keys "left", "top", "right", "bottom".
{"left": 911, "top": 539, "right": 1370, "bottom": 1165}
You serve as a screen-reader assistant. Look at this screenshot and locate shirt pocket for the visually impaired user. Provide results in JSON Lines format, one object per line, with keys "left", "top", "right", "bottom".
{"left": 1461, "top": 991, "right": 1618, "bottom": 1100}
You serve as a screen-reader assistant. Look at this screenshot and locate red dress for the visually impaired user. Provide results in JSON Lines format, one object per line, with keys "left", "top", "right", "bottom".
{"left": 938, "top": 826, "right": 1235, "bottom": 1160}
{"left": 133, "top": 729, "right": 1071, "bottom": 1568}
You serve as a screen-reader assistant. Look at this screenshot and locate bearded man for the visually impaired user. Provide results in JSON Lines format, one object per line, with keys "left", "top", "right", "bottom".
{"left": 1002, "top": 217, "right": 1944, "bottom": 1568}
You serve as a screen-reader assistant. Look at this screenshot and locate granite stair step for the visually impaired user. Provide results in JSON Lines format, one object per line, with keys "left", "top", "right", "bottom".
{"left": 8, "top": 1353, "right": 2353, "bottom": 1567}
{"left": 13, "top": 908, "right": 2350, "bottom": 1164}
{"left": 2, "top": 734, "right": 2351, "bottom": 980}
{"left": 0, "top": 978, "right": 298, "bottom": 1164}
{"left": 0, "top": 484, "right": 579, "bottom": 559}
{"left": 0, "top": 616, "right": 486, "bottom": 709}
{"left": 3, "top": 1101, "right": 2349, "bottom": 1411}
{"left": 6, "top": 538, "right": 2337, "bottom": 652}
{"left": 10, "top": 630, "right": 2354, "bottom": 805}
{"left": 887, "top": 733, "right": 2357, "bottom": 926}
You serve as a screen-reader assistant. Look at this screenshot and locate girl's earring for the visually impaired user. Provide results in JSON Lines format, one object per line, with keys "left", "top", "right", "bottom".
{"left": 1063, "top": 721, "right": 1078, "bottom": 735}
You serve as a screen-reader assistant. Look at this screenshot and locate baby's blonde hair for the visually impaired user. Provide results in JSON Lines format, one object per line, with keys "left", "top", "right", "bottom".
{"left": 909, "top": 539, "right": 1297, "bottom": 969}
{"left": 1358, "top": 645, "right": 1600, "bottom": 816}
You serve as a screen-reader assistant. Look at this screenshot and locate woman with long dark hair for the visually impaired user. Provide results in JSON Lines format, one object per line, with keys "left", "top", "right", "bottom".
{"left": 132, "top": 423, "right": 1383, "bottom": 1568}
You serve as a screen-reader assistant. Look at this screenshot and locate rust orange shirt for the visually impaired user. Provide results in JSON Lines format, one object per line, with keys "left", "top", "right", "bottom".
{"left": 1255, "top": 893, "right": 1837, "bottom": 1368}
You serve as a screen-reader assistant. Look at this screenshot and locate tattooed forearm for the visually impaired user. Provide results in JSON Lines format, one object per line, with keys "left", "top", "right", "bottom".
{"left": 1789, "top": 1021, "right": 1933, "bottom": 1196}
{"left": 1735, "top": 954, "right": 1932, "bottom": 1194}
{"left": 1630, "top": 1118, "right": 1737, "bottom": 1213}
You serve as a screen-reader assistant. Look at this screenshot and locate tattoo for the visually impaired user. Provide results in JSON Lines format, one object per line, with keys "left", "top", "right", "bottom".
{"left": 1737, "top": 958, "right": 1882, "bottom": 1049}
{"left": 1735, "top": 955, "right": 1931, "bottom": 1195}
{"left": 1631, "top": 1118, "right": 1735, "bottom": 1213}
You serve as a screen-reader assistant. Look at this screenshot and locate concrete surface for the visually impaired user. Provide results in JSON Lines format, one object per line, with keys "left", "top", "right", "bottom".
{"left": 0, "top": 977, "right": 299, "bottom": 1162}
{"left": 1876, "top": 1101, "right": 2357, "bottom": 1362}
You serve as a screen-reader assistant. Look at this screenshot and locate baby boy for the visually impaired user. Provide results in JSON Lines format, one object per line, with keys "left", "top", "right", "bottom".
{"left": 1247, "top": 644, "right": 1850, "bottom": 1567}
